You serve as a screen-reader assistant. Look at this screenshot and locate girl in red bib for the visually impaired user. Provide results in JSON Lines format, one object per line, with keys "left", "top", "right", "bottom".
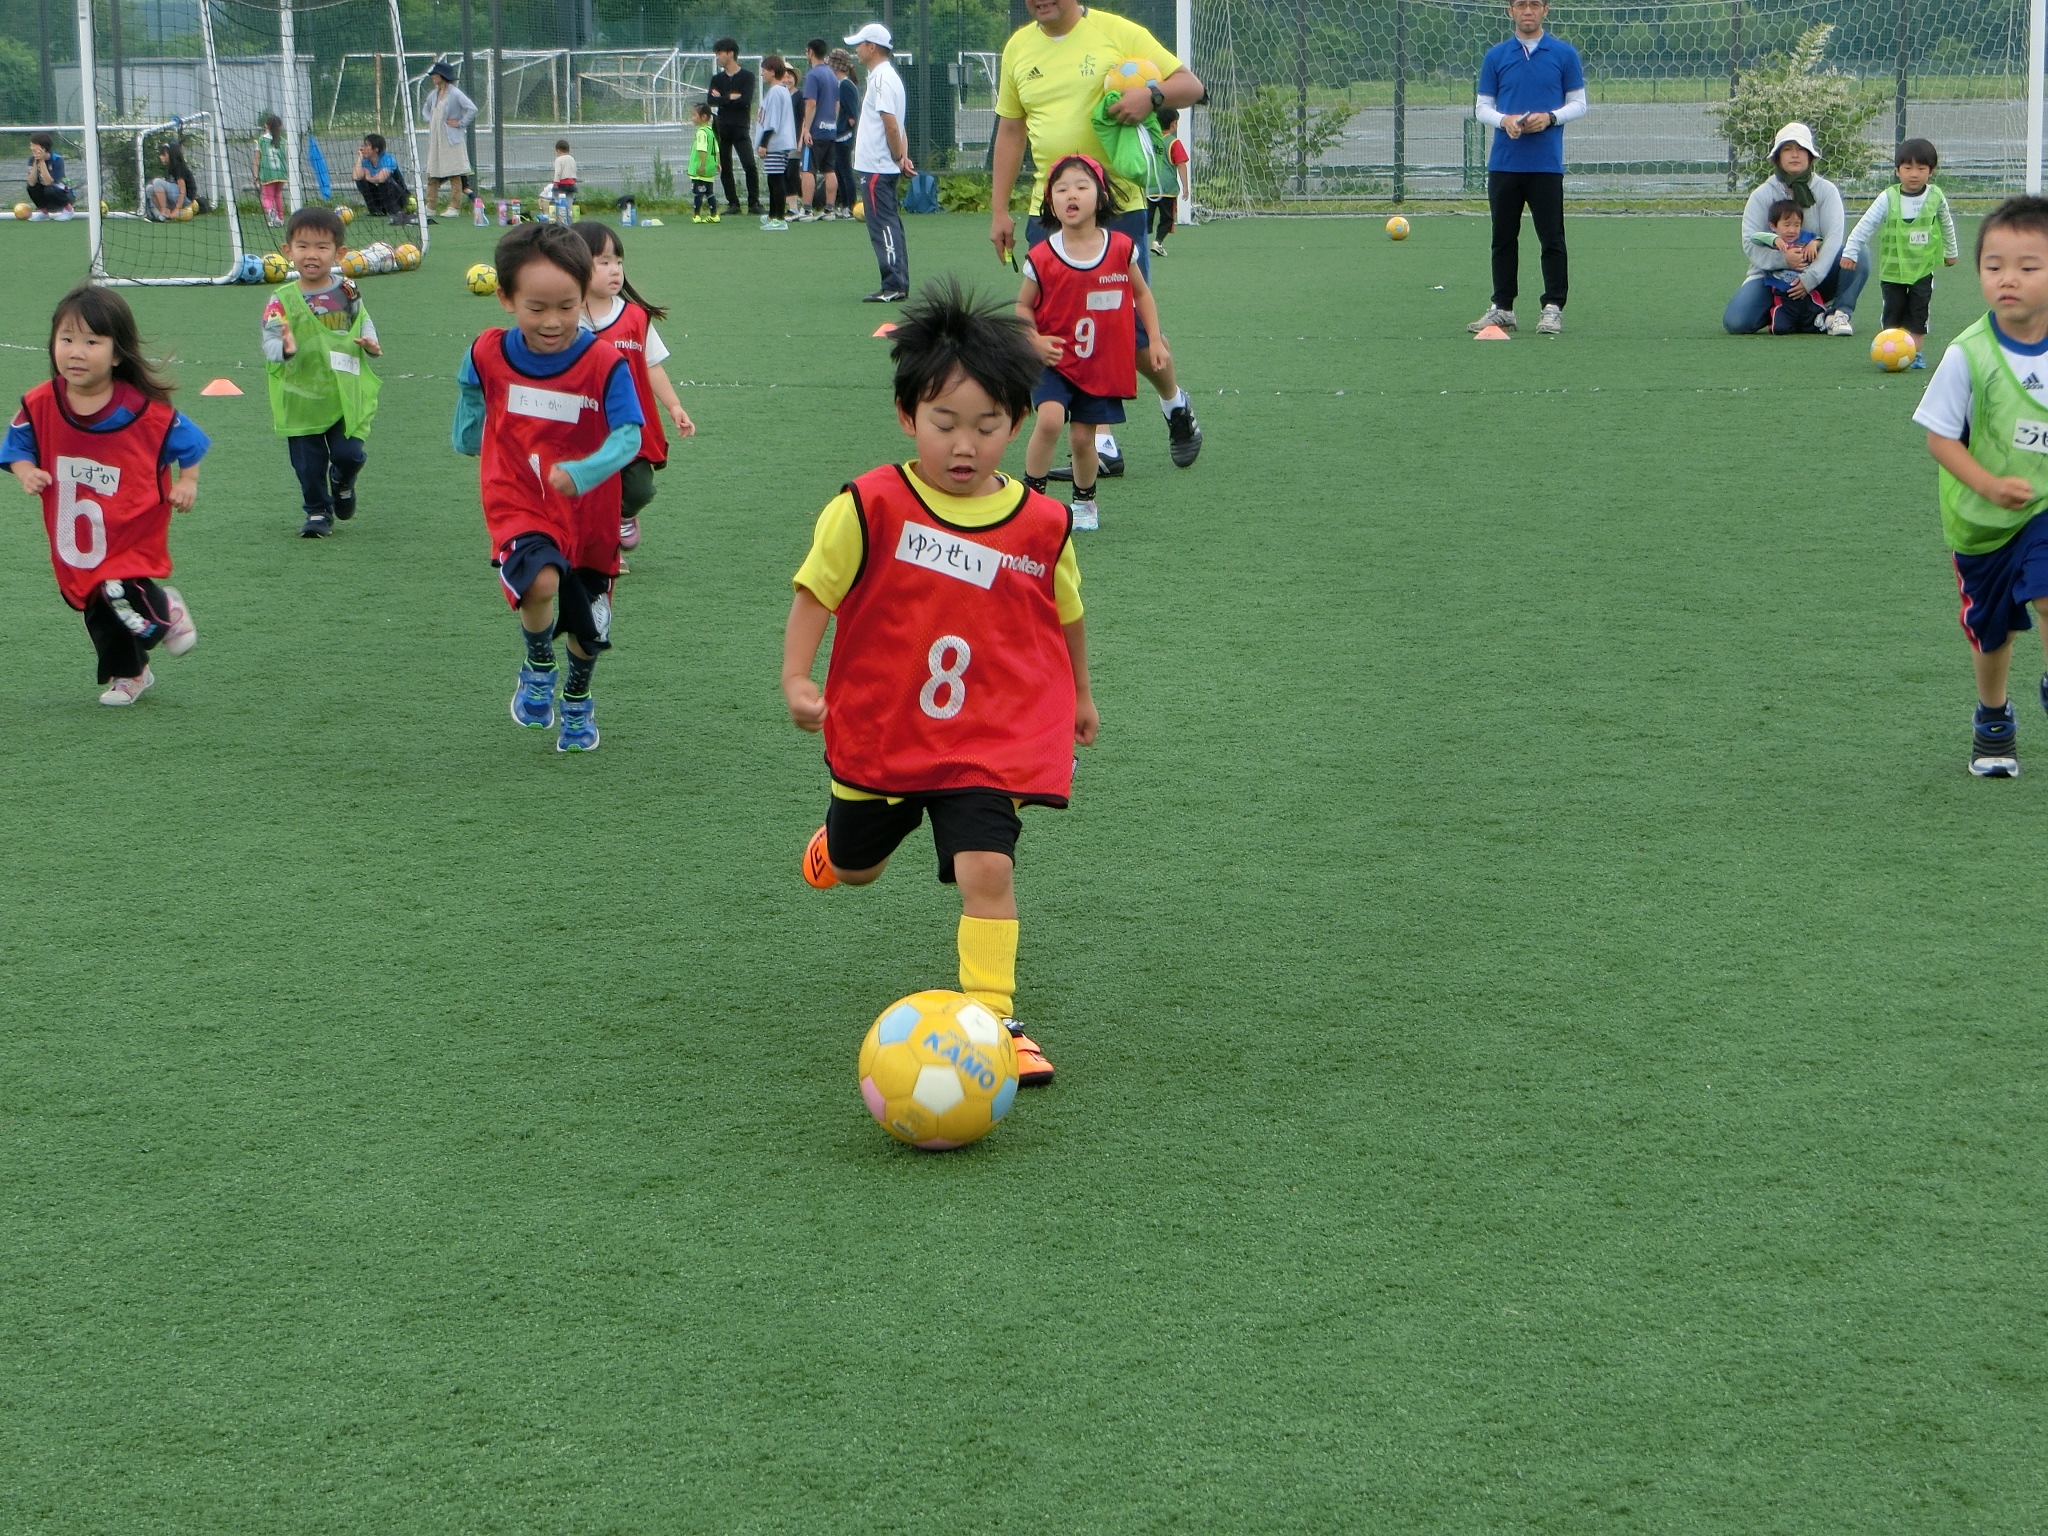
{"left": 1015, "top": 154, "right": 1167, "bottom": 532}
{"left": 572, "top": 223, "right": 696, "bottom": 558}
{"left": 781, "top": 282, "right": 1100, "bottom": 1087}
{"left": 3, "top": 284, "right": 208, "bottom": 705}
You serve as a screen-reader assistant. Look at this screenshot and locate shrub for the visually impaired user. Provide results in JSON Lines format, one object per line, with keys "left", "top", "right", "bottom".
{"left": 1710, "top": 24, "right": 1884, "bottom": 187}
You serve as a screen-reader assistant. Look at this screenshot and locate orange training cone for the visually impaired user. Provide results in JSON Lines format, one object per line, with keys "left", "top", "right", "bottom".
{"left": 199, "top": 377, "right": 245, "bottom": 395}
{"left": 1472, "top": 325, "right": 1511, "bottom": 341}
{"left": 871, "top": 323, "right": 898, "bottom": 337}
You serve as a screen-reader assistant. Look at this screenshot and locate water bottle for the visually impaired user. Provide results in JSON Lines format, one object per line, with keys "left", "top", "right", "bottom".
{"left": 507, "top": 199, "right": 522, "bottom": 224}
{"left": 495, "top": 199, "right": 507, "bottom": 225}
{"left": 555, "top": 190, "right": 569, "bottom": 225}
{"left": 472, "top": 195, "right": 487, "bottom": 226}
{"left": 619, "top": 197, "right": 636, "bottom": 227}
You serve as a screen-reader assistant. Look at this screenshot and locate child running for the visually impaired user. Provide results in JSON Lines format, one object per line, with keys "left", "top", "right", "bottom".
{"left": 263, "top": 206, "right": 381, "bottom": 538}
{"left": 1842, "top": 137, "right": 1959, "bottom": 363}
{"left": 783, "top": 280, "right": 1099, "bottom": 1086}
{"left": 571, "top": 221, "right": 695, "bottom": 557}
{"left": 3, "top": 283, "right": 207, "bottom": 704}
{"left": 1015, "top": 154, "right": 1166, "bottom": 532}
{"left": 254, "top": 114, "right": 288, "bottom": 227}
{"left": 453, "top": 222, "right": 642, "bottom": 753}
{"left": 688, "top": 103, "right": 719, "bottom": 222}
{"left": 1910, "top": 196, "right": 2048, "bottom": 776}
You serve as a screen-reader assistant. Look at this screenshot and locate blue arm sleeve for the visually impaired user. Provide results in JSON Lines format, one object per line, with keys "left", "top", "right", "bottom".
{"left": 162, "top": 413, "right": 210, "bottom": 468}
{"left": 0, "top": 416, "right": 37, "bottom": 466}
{"left": 562, "top": 423, "right": 642, "bottom": 495}
{"left": 601, "top": 359, "right": 644, "bottom": 431}
{"left": 453, "top": 380, "right": 485, "bottom": 456}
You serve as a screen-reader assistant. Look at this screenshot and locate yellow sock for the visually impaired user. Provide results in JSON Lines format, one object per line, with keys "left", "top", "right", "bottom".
{"left": 957, "top": 915, "right": 1018, "bottom": 1020}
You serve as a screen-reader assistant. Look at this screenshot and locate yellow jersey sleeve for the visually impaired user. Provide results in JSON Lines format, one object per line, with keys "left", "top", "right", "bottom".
{"left": 1054, "top": 537, "right": 1082, "bottom": 625}
{"left": 791, "top": 491, "right": 863, "bottom": 611}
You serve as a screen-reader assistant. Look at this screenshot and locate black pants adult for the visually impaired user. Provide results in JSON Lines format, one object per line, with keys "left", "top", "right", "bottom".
{"left": 81, "top": 578, "right": 170, "bottom": 683}
{"left": 26, "top": 181, "right": 71, "bottom": 212}
{"left": 355, "top": 174, "right": 407, "bottom": 217}
{"left": 833, "top": 139, "right": 856, "bottom": 209}
{"left": 715, "top": 121, "right": 760, "bottom": 212}
{"left": 862, "top": 171, "right": 908, "bottom": 294}
{"left": 1488, "top": 169, "right": 1567, "bottom": 311}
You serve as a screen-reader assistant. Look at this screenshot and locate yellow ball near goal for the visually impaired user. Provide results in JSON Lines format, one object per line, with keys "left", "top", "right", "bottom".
{"left": 1386, "top": 215, "right": 1410, "bottom": 240}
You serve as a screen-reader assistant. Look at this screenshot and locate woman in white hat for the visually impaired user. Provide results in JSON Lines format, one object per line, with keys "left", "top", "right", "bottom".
{"left": 1722, "top": 121, "right": 1869, "bottom": 336}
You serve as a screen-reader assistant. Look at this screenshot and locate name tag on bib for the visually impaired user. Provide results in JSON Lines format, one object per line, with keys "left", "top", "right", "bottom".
{"left": 327, "top": 349, "right": 361, "bottom": 374}
{"left": 2012, "top": 419, "right": 2048, "bottom": 455}
{"left": 894, "top": 523, "right": 999, "bottom": 589}
{"left": 1085, "top": 290, "right": 1124, "bottom": 310}
{"left": 507, "top": 384, "right": 584, "bottom": 423}
{"left": 1908, "top": 229, "right": 1930, "bottom": 246}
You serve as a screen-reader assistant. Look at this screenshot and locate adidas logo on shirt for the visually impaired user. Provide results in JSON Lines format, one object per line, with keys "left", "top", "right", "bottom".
{"left": 1022, "top": 66, "right": 1043, "bottom": 80}
{"left": 2024, "top": 373, "right": 2044, "bottom": 391}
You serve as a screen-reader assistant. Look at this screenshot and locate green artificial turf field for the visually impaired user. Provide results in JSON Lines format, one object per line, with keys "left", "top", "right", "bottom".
{"left": 1, "top": 210, "right": 2043, "bottom": 1533}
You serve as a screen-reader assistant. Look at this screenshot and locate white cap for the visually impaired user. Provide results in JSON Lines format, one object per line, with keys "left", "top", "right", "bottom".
{"left": 1769, "top": 121, "right": 1820, "bottom": 161}
{"left": 844, "top": 22, "right": 893, "bottom": 48}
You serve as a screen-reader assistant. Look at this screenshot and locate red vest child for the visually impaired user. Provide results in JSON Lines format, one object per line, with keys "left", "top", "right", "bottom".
{"left": 468, "top": 329, "right": 626, "bottom": 576}
{"left": 21, "top": 380, "right": 177, "bottom": 610}
{"left": 824, "top": 465, "right": 1077, "bottom": 806}
{"left": 1028, "top": 228, "right": 1138, "bottom": 401}
{"left": 590, "top": 300, "right": 668, "bottom": 468}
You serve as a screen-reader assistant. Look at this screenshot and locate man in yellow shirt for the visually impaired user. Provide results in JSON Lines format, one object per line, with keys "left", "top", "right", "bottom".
{"left": 990, "top": 0, "right": 1206, "bottom": 475}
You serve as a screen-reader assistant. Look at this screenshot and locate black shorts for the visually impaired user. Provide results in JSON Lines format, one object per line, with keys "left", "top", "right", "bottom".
{"left": 824, "top": 789, "right": 1022, "bottom": 885}
{"left": 1882, "top": 274, "right": 1935, "bottom": 333}
{"left": 495, "top": 533, "right": 613, "bottom": 651}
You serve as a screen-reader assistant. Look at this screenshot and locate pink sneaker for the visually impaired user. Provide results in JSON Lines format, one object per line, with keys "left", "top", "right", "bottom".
{"left": 98, "top": 667, "right": 155, "bottom": 706}
{"left": 161, "top": 586, "right": 197, "bottom": 656}
{"left": 619, "top": 517, "right": 641, "bottom": 551}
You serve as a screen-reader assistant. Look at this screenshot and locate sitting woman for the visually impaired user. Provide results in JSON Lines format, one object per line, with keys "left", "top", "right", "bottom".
{"left": 1722, "top": 121, "right": 1869, "bottom": 337}
{"left": 144, "top": 141, "right": 196, "bottom": 220}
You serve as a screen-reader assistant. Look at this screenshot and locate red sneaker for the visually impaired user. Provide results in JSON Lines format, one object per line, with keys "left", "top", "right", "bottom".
{"left": 802, "top": 825, "right": 838, "bottom": 889}
{"left": 1006, "top": 1022, "right": 1055, "bottom": 1086}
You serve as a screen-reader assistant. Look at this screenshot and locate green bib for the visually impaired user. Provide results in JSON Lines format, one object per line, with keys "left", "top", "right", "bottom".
{"left": 1878, "top": 183, "right": 1945, "bottom": 284}
{"left": 1939, "top": 315, "right": 2048, "bottom": 554}
{"left": 266, "top": 281, "right": 379, "bottom": 439}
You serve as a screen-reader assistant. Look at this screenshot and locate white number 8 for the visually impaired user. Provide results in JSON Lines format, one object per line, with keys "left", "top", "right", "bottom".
{"left": 919, "top": 635, "right": 971, "bottom": 720}
{"left": 1072, "top": 316, "right": 1096, "bottom": 359}
{"left": 55, "top": 471, "right": 109, "bottom": 570}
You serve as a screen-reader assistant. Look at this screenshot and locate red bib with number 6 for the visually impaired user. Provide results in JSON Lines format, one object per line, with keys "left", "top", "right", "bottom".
{"left": 21, "top": 380, "right": 176, "bottom": 610}
{"left": 823, "top": 465, "right": 1076, "bottom": 805}
{"left": 1029, "top": 229, "right": 1138, "bottom": 400}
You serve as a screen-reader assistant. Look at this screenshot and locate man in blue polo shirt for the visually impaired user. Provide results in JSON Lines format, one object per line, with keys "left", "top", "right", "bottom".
{"left": 1470, "top": 0, "right": 1586, "bottom": 336}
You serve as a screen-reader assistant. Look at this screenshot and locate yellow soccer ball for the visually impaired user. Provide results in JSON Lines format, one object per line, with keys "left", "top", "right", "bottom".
{"left": 175, "top": 202, "right": 196, "bottom": 221}
{"left": 393, "top": 242, "right": 421, "bottom": 271}
{"left": 336, "top": 204, "right": 355, "bottom": 225}
{"left": 851, "top": 200, "right": 864, "bottom": 219}
{"left": 858, "top": 990, "right": 1020, "bottom": 1151}
{"left": 1104, "top": 56, "right": 1164, "bottom": 96}
{"left": 466, "top": 262, "right": 498, "bottom": 296}
{"left": 339, "top": 248, "right": 369, "bottom": 278}
{"left": 1386, "top": 215, "right": 1410, "bottom": 240}
{"left": 11, "top": 201, "right": 30, "bottom": 219}
{"left": 1871, "top": 326, "right": 1918, "bottom": 372}
{"left": 261, "top": 250, "right": 292, "bottom": 283}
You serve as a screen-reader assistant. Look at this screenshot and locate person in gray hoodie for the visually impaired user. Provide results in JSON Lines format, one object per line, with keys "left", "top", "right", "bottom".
{"left": 1722, "top": 121, "right": 1871, "bottom": 336}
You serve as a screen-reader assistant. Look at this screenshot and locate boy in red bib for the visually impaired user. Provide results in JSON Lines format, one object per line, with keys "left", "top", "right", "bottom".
{"left": 782, "top": 281, "right": 1099, "bottom": 1085}
{"left": 453, "top": 222, "right": 643, "bottom": 752}
{"left": 4, "top": 283, "right": 207, "bottom": 705}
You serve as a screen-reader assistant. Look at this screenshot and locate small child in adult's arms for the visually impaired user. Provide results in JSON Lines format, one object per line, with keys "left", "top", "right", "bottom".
{"left": 1910, "top": 195, "right": 2048, "bottom": 776}
{"left": 688, "top": 103, "right": 718, "bottom": 222}
{"left": 2, "top": 283, "right": 207, "bottom": 704}
{"left": 454, "top": 222, "right": 643, "bottom": 752}
{"left": 263, "top": 206, "right": 381, "bottom": 537}
{"left": 783, "top": 279, "right": 1098, "bottom": 1087}
{"left": 1749, "top": 199, "right": 1824, "bottom": 334}
{"left": 1841, "top": 136, "right": 1958, "bottom": 363}
{"left": 1015, "top": 154, "right": 1166, "bottom": 531}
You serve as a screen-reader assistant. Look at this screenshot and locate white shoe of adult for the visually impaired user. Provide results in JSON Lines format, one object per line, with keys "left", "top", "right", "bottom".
{"left": 1825, "top": 309, "right": 1855, "bottom": 337}
{"left": 99, "top": 668, "right": 155, "bottom": 706}
{"left": 1468, "top": 305, "right": 1517, "bottom": 333}
{"left": 1536, "top": 304, "right": 1563, "bottom": 336}
{"left": 161, "top": 587, "right": 197, "bottom": 656}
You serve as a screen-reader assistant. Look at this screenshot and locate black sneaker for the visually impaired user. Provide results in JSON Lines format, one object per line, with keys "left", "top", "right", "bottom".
{"left": 1048, "top": 450, "right": 1123, "bottom": 483}
{"left": 299, "top": 511, "right": 334, "bottom": 538}
{"left": 861, "top": 290, "right": 892, "bottom": 303}
{"left": 1971, "top": 702, "right": 2019, "bottom": 777}
{"left": 1166, "top": 402, "right": 1203, "bottom": 468}
{"left": 331, "top": 483, "right": 357, "bottom": 521}
{"left": 2039, "top": 673, "right": 2048, "bottom": 717}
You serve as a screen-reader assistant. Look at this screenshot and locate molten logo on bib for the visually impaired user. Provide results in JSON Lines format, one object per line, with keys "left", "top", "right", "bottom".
{"left": 894, "top": 523, "right": 999, "bottom": 589}
{"left": 507, "top": 384, "right": 590, "bottom": 423}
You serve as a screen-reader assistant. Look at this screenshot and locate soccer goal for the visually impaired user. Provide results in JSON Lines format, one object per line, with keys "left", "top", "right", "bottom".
{"left": 73, "top": 0, "right": 431, "bottom": 285}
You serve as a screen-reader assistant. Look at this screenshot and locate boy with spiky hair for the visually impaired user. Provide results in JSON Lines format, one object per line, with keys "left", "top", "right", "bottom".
{"left": 453, "top": 221, "right": 642, "bottom": 752}
{"left": 1913, "top": 196, "right": 2048, "bottom": 776}
{"left": 782, "top": 279, "right": 1098, "bottom": 1086}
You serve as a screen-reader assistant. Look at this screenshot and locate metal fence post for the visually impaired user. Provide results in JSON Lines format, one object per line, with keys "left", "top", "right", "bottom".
{"left": 1393, "top": 0, "right": 1406, "bottom": 204}
{"left": 491, "top": 0, "right": 504, "bottom": 196}
{"left": 1893, "top": 0, "right": 1910, "bottom": 146}
{"left": 1727, "top": 0, "right": 1742, "bottom": 192}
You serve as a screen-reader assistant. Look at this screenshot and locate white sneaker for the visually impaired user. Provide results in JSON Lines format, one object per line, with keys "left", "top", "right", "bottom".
{"left": 1150, "top": 239, "right": 1167, "bottom": 256}
{"left": 161, "top": 587, "right": 197, "bottom": 656}
{"left": 1824, "top": 309, "right": 1855, "bottom": 337}
{"left": 99, "top": 667, "right": 155, "bottom": 706}
{"left": 1071, "top": 499, "right": 1099, "bottom": 531}
{"left": 29, "top": 210, "right": 47, "bottom": 221}
{"left": 1536, "top": 304, "right": 1563, "bottom": 335}
{"left": 53, "top": 208, "right": 75, "bottom": 220}
{"left": 1468, "top": 305, "right": 1517, "bottom": 332}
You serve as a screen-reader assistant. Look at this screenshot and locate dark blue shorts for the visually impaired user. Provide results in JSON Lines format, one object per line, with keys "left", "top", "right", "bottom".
{"left": 1954, "top": 510, "right": 2048, "bottom": 654}
{"left": 1032, "top": 368, "right": 1126, "bottom": 425}
{"left": 495, "top": 533, "right": 614, "bottom": 651}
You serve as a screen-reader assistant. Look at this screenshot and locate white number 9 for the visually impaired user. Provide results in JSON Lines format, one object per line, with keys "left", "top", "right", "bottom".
{"left": 1072, "top": 316, "right": 1096, "bottom": 359}
{"left": 919, "top": 635, "right": 971, "bottom": 720}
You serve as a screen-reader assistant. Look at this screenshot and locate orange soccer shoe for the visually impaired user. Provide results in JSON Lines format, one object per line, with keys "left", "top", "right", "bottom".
{"left": 802, "top": 825, "right": 839, "bottom": 889}
{"left": 1007, "top": 1021, "right": 1055, "bottom": 1086}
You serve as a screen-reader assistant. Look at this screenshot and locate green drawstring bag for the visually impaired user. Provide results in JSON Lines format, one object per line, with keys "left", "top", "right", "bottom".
{"left": 1087, "top": 97, "right": 1175, "bottom": 200}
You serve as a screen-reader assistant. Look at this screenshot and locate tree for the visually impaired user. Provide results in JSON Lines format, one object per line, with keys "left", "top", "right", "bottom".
{"left": 1710, "top": 24, "right": 1883, "bottom": 188}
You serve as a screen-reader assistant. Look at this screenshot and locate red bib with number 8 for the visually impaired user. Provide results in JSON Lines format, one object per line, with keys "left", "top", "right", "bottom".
{"left": 22, "top": 381, "right": 176, "bottom": 610}
{"left": 823, "top": 465, "right": 1077, "bottom": 805}
{"left": 1029, "top": 230, "right": 1139, "bottom": 400}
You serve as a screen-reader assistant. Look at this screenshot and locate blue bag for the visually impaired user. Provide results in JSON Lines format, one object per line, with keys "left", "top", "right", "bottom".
{"left": 904, "top": 172, "right": 939, "bottom": 214}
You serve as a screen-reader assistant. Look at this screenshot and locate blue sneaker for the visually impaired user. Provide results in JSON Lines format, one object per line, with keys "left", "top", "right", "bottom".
{"left": 511, "top": 665, "right": 557, "bottom": 728}
{"left": 1910, "top": 353, "right": 1927, "bottom": 369}
{"left": 557, "top": 694, "right": 599, "bottom": 752}
{"left": 1971, "top": 702, "right": 2018, "bottom": 778}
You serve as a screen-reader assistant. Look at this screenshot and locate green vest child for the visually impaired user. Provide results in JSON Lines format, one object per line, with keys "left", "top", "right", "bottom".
{"left": 1937, "top": 316, "right": 2048, "bottom": 556}
{"left": 266, "top": 279, "right": 380, "bottom": 440}
{"left": 1878, "top": 182, "right": 1949, "bottom": 285}
{"left": 689, "top": 120, "right": 717, "bottom": 182}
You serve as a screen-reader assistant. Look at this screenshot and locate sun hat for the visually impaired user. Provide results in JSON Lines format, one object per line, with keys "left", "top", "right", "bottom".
{"left": 427, "top": 60, "right": 457, "bottom": 81}
{"left": 1769, "top": 122, "right": 1820, "bottom": 161}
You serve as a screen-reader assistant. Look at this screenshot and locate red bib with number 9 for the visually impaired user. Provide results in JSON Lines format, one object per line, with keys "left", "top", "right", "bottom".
{"left": 22, "top": 381, "right": 176, "bottom": 610}
{"left": 1029, "top": 229, "right": 1139, "bottom": 401}
{"left": 823, "top": 465, "right": 1077, "bottom": 805}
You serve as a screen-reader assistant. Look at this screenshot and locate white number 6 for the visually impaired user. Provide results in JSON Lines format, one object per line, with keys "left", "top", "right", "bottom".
{"left": 919, "top": 635, "right": 971, "bottom": 720}
{"left": 1072, "top": 316, "right": 1096, "bottom": 359}
{"left": 55, "top": 471, "right": 109, "bottom": 570}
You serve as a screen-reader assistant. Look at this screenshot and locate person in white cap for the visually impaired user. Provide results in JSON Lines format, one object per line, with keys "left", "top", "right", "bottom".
{"left": 1722, "top": 121, "right": 1869, "bottom": 336}
{"left": 847, "top": 23, "right": 913, "bottom": 302}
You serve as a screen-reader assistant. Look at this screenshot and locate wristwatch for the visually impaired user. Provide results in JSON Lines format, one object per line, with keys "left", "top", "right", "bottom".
{"left": 1147, "top": 81, "right": 1166, "bottom": 112}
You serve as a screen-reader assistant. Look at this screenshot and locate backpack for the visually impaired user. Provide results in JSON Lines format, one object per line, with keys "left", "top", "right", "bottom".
{"left": 904, "top": 172, "right": 939, "bottom": 214}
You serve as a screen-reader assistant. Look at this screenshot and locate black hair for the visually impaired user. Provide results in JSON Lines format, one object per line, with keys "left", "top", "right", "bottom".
{"left": 808, "top": 38, "right": 828, "bottom": 58}
{"left": 693, "top": 101, "right": 711, "bottom": 118}
{"left": 571, "top": 221, "right": 667, "bottom": 320}
{"left": 1156, "top": 107, "right": 1180, "bottom": 131}
{"left": 363, "top": 131, "right": 386, "bottom": 153}
{"left": 49, "top": 282, "right": 175, "bottom": 405}
{"left": 1896, "top": 137, "right": 1939, "bottom": 170}
{"left": 713, "top": 36, "right": 739, "bottom": 55}
{"left": 161, "top": 137, "right": 196, "bottom": 193}
{"left": 263, "top": 113, "right": 283, "bottom": 139}
{"left": 1038, "top": 153, "right": 1120, "bottom": 227}
{"left": 30, "top": 131, "right": 53, "bottom": 150}
{"left": 556, "top": 138, "right": 571, "bottom": 152}
{"left": 762, "top": 53, "right": 788, "bottom": 80}
{"left": 496, "top": 221, "right": 593, "bottom": 295}
{"left": 1977, "top": 194, "right": 2048, "bottom": 265}
{"left": 1765, "top": 198, "right": 1801, "bottom": 227}
{"left": 286, "top": 206, "right": 346, "bottom": 247}
{"left": 890, "top": 278, "right": 1040, "bottom": 426}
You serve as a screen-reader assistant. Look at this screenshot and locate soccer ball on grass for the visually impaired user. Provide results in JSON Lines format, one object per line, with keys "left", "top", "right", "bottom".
{"left": 393, "top": 242, "right": 421, "bottom": 270}
{"left": 859, "top": 990, "right": 1019, "bottom": 1151}
{"left": 1870, "top": 327, "right": 1918, "bottom": 372}
{"left": 336, "top": 204, "right": 354, "bottom": 225}
{"left": 339, "top": 248, "right": 370, "bottom": 278}
{"left": 466, "top": 262, "right": 498, "bottom": 296}
{"left": 1386, "top": 215, "right": 1410, "bottom": 240}
{"left": 11, "top": 202, "right": 30, "bottom": 219}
